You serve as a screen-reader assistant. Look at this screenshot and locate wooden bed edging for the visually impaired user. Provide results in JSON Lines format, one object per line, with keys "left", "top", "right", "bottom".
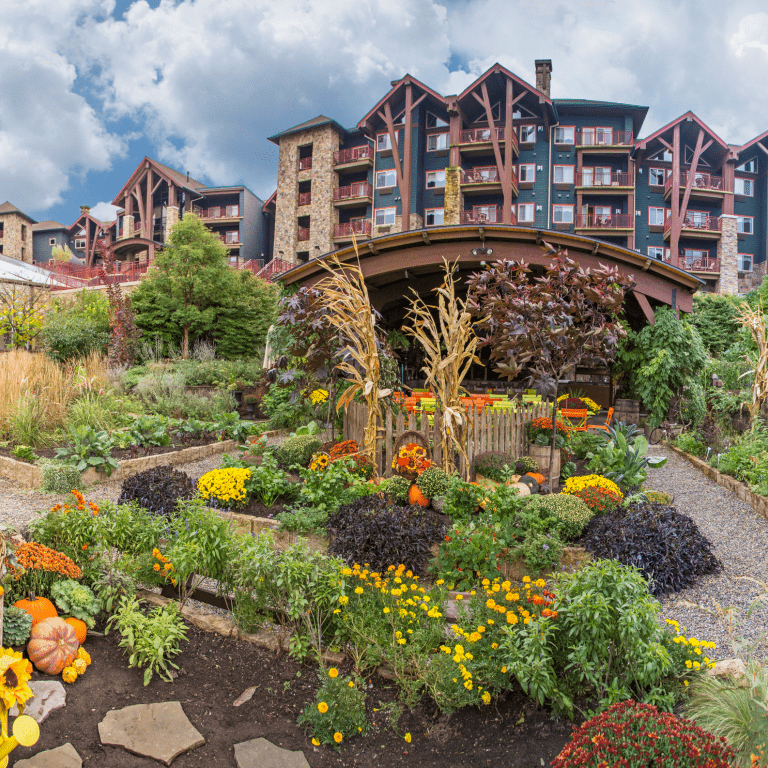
{"left": 666, "top": 443, "right": 768, "bottom": 520}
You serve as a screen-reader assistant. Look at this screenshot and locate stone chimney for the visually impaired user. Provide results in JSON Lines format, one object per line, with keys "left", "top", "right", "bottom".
{"left": 80, "top": 205, "right": 91, "bottom": 213}
{"left": 535, "top": 60, "right": 552, "bottom": 97}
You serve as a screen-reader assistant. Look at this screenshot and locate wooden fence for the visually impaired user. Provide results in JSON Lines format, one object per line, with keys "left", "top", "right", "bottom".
{"left": 343, "top": 400, "right": 551, "bottom": 477}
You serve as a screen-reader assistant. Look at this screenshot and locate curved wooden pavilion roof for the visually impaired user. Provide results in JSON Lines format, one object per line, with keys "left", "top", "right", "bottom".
{"left": 278, "top": 225, "right": 702, "bottom": 330}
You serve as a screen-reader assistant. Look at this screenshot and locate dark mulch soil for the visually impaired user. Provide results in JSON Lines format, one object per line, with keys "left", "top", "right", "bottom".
{"left": 14, "top": 622, "right": 576, "bottom": 767}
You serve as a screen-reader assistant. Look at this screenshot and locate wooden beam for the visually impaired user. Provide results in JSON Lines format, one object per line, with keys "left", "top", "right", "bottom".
{"left": 676, "top": 128, "right": 706, "bottom": 241}
{"left": 479, "top": 82, "right": 505, "bottom": 186}
{"left": 503, "top": 77, "right": 514, "bottom": 224}
{"left": 633, "top": 291, "right": 656, "bottom": 325}
{"left": 657, "top": 137, "right": 673, "bottom": 152}
{"left": 671, "top": 125, "right": 680, "bottom": 259}
{"left": 382, "top": 102, "right": 404, "bottom": 194}
{"left": 401, "top": 82, "right": 413, "bottom": 231}
{"left": 757, "top": 141, "right": 768, "bottom": 156}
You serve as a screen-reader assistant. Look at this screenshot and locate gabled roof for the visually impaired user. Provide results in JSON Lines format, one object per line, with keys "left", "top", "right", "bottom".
{"left": 738, "top": 129, "right": 768, "bottom": 155}
{"left": 67, "top": 210, "right": 111, "bottom": 234}
{"left": 111, "top": 157, "right": 206, "bottom": 206}
{"left": 32, "top": 221, "right": 67, "bottom": 232}
{"left": 457, "top": 63, "right": 554, "bottom": 108}
{"left": 267, "top": 115, "right": 347, "bottom": 144}
{"left": 635, "top": 111, "right": 729, "bottom": 155}
{"left": 357, "top": 75, "right": 447, "bottom": 132}
{"left": 555, "top": 98, "right": 648, "bottom": 136}
{"left": 0, "top": 202, "right": 36, "bottom": 222}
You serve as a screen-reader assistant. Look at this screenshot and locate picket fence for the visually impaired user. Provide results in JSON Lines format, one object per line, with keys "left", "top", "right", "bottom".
{"left": 343, "top": 399, "right": 551, "bottom": 477}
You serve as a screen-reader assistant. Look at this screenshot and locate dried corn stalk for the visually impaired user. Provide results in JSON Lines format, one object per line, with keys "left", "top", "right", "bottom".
{"left": 738, "top": 302, "right": 768, "bottom": 424}
{"left": 404, "top": 259, "right": 480, "bottom": 478}
{"left": 316, "top": 253, "right": 389, "bottom": 470}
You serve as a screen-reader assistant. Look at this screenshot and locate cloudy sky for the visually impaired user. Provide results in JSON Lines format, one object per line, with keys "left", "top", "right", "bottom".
{"left": 4, "top": 0, "right": 768, "bottom": 226}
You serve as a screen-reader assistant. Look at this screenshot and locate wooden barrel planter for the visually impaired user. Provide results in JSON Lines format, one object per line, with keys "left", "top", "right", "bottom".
{"left": 527, "top": 445, "right": 560, "bottom": 489}
{"left": 613, "top": 398, "right": 640, "bottom": 426}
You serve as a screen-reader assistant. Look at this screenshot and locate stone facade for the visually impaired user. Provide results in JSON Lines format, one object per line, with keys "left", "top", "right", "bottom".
{"left": 0, "top": 212, "right": 33, "bottom": 262}
{"left": 717, "top": 215, "right": 739, "bottom": 294}
{"left": 443, "top": 167, "right": 462, "bottom": 225}
{"left": 165, "top": 206, "right": 179, "bottom": 240}
{"left": 274, "top": 124, "right": 341, "bottom": 264}
{"left": 120, "top": 214, "right": 135, "bottom": 240}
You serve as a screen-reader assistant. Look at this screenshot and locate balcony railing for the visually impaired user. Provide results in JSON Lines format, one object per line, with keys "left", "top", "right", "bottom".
{"left": 36, "top": 260, "right": 154, "bottom": 291}
{"left": 459, "top": 127, "right": 518, "bottom": 153}
{"left": 670, "top": 254, "right": 721, "bottom": 273}
{"left": 298, "top": 157, "right": 313, "bottom": 170}
{"left": 298, "top": 192, "right": 312, "bottom": 206}
{"left": 333, "top": 220, "right": 372, "bottom": 238}
{"left": 664, "top": 215, "right": 721, "bottom": 235}
{"left": 577, "top": 171, "right": 633, "bottom": 188}
{"left": 297, "top": 226, "right": 310, "bottom": 241}
{"left": 460, "top": 207, "right": 516, "bottom": 224}
{"left": 257, "top": 257, "right": 296, "bottom": 281}
{"left": 664, "top": 171, "right": 724, "bottom": 195}
{"left": 575, "top": 213, "right": 633, "bottom": 229}
{"left": 333, "top": 182, "right": 372, "bottom": 202}
{"left": 194, "top": 207, "right": 240, "bottom": 219}
{"left": 333, "top": 145, "right": 373, "bottom": 165}
{"left": 576, "top": 129, "right": 633, "bottom": 147}
{"left": 461, "top": 166, "right": 512, "bottom": 185}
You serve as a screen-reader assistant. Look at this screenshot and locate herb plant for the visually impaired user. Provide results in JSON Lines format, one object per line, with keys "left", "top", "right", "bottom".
{"left": 472, "top": 452, "right": 515, "bottom": 482}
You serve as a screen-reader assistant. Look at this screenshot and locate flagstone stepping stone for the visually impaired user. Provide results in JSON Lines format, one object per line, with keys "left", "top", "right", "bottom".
{"left": 10, "top": 681, "right": 66, "bottom": 724}
{"left": 234, "top": 737, "right": 311, "bottom": 768}
{"left": 15, "top": 742, "right": 82, "bottom": 768}
{"left": 99, "top": 701, "right": 205, "bottom": 766}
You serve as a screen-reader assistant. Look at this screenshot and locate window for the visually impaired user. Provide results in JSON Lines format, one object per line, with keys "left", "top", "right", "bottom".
{"left": 375, "top": 207, "right": 396, "bottom": 226}
{"left": 737, "top": 216, "right": 754, "bottom": 235}
{"left": 473, "top": 205, "right": 499, "bottom": 223}
{"left": 49, "top": 237, "right": 56, "bottom": 246}
{"left": 425, "top": 208, "right": 444, "bottom": 226}
{"left": 581, "top": 166, "right": 612, "bottom": 186}
{"left": 225, "top": 231, "right": 239, "bottom": 244}
{"left": 377, "top": 133, "right": 397, "bottom": 151}
{"left": 553, "top": 165, "right": 574, "bottom": 184}
{"left": 208, "top": 206, "right": 220, "bottom": 218}
{"left": 517, "top": 203, "right": 534, "bottom": 223}
{"left": 74, "top": 238, "right": 86, "bottom": 250}
{"left": 649, "top": 168, "right": 666, "bottom": 186}
{"left": 735, "top": 178, "right": 754, "bottom": 196}
{"left": 684, "top": 249, "right": 709, "bottom": 268}
{"left": 648, "top": 247, "right": 667, "bottom": 260}
{"left": 519, "top": 125, "right": 536, "bottom": 143}
{"left": 376, "top": 169, "right": 397, "bottom": 188}
{"left": 554, "top": 126, "right": 575, "bottom": 144}
{"left": 20, "top": 226, "right": 26, "bottom": 241}
{"left": 737, "top": 157, "right": 757, "bottom": 174}
{"left": 426, "top": 112, "right": 448, "bottom": 128}
{"left": 684, "top": 210, "right": 709, "bottom": 227}
{"left": 518, "top": 164, "right": 535, "bottom": 182}
{"left": 649, "top": 148, "right": 673, "bottom": 162}
{"left": 427, "top": 133, "right": 449, "bottom": 151}
{"left": 552, "top": 204, "right": 573, "bottom": 223}
{"left": 226, "top": 205, "right": 239, "bottom": 217}
{"left": 648, "top": 207, "right": 667, "bottom": 226}
{"left": 426, "top": 170, "right": 446, "bottom": 189}
{"left": 581, "top": 127, "right": 613, "bottom": 146}
{"left": 738, "top": 253, "right": 753, "bottom": 272}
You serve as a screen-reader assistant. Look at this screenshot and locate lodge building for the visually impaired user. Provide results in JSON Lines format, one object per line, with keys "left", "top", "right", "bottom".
{"left": 268, "top": 60, "right": 768, "bottom": 296}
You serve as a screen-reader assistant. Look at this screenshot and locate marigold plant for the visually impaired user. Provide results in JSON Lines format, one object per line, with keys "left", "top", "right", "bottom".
{"left": 571, "top": 484, "right": 623, "bottom": 515}
{"left": 526, "top": 417, "right": 569, "bottom": 442}
{"left": 197, "top": 467, "right": 251, "bottom": 507}
{"left": 8, "top": 541, "right": 82, "bottom": 599}
{"left": 561, "top": 473, "right": 623, "bottom": 499}
{"left": 309, "top": 388, "right": 329, "bottom": 405}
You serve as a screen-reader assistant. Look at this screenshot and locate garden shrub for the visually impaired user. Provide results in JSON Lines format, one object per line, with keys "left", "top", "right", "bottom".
{"left": 41, "top": 292, "right": 111, "bottom": 362}
{"left": 582, "top": 503, "right": 722, "bottom": 596}
{"left": 39, "top": 460, "right": 84, "bottom": 494}
{"left": 442, "top": 475, "right": 486, "bottom": 520}
{"left": 514, "top": 456, "right": 539, "bottom": 474}
{"left": 276, "top": 435, "right": 323, "bottom": 469}
{"left": 562, "top": 473, "right": 623, "bottom": 499}
{"left": 416, "top": 466, "right": 449, "bottom": 499}
{"left": 262, "top": 384, "right": 311, "bottom": 431}
{"left": 570, "top": 485, "right": 622, "bottom": 515}
{"left": 382, "top": 475, "right": 410, "bottom": 505}
{"left": 118, "top": 465, "right": 196, "bottom": 517}
{"left": 567, "top": 431, "right": 604, "bottom": 460}
{"left": 431, "top": 518, "right": 507, "bottom": 589}
{"left": 552, "top": 700, "right": 735, "bottom": 768}
{"left": 472, "top": 451, "right": 515, "bottom": 482}
{"left": 327, "top": 496, "right": 445, "bottom": 575}
{"left": 523, "top": 494, "right": 593, "bottom": 540}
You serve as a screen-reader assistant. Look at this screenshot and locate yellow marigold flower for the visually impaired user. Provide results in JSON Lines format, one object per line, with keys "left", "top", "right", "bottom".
{"left": 383, "top": 607, "right": 390, "bottom": 614}
{"left": 354, "top": 587, "right": 363, "bottom": 595}
{"left": 312, "top": 738, "right": 320, "bottom": 746}
{"left": 455, "top": 594, "right": 463, "bottom": 600}
{"left": 328, "top": 668, "right": 339, "bottom": 678}
{"left": 318, "top": 702, "right": 329, "bottom": 713}
{"left": 338, "top": 595, "right": 349, "bottom": 605}
{"left": 348, "top": 681, "right": 355, "bottom": 688}
{"left": 464, "top": 680, "right": 472, "bottom": 690}
{"left": 482, "top": 691, "right": 491, "bottom": 705}
{"left": 404, "top": 733, "right": 412, "bottom": 743}
{"left": 398, "top": 638, "right": 406, "bottom": 645}
{"left": 507, "top": 612, "right": 518, "bottom": 625}
{"left": 153, "top": 564, "right": 160, "bottom": 571}
{"left": 486, "top": 599, "right": 496, "bottom": 609}
{"left": 491, "top": 642, "right": 498, "bottom": 649}
{"left": 522, "top": 576, "right": 531, "bottom": 583}
{"left": 501, "top": 666, "right": 507, "bottom": 673}
{"left": 334, "top": 732, "right": 343, "bottom": 744}
{"left": 535, "top": 579, "right": 546, "bottom": 588}
{"left": 436, "top": 579, "right": 445, "bottom": 585}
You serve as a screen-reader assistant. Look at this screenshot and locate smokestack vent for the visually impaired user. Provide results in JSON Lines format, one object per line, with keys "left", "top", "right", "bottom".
{"left": 535, "top": 59, "right": 552, "bottom": 98}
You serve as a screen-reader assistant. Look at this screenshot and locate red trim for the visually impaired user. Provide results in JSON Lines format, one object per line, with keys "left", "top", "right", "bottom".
{"left": 375, "top": 169, "right": 397, "bottom": 189}
{"left": 648, "top": 206, "right": 668, "bottom": 226}
{"left": 553, "top": 164, "right": 575, "bottom": 184}
{"left": 517, "top": 202, "right": 535, "bottom": 223}
{"left": 455, "top": 62, "right": 553, "bottom": 108}
{"left": 552, "top": 204, "right": 574, "bottom": 223}
{"left": 376, "top": 132, "right": 398, "bottom": 151}
{"left": 648, "top": 167, "right": 667, "bottom": 185}
{"left": 518, "top": 163, "right": 536, "bottom": 183}
{"left": 358, "top": 75, "right": 446, "bottom": 131}
{"left": 636, "top": 111, "right": 729, "bottom": 153}
{"left": 374, "top": 206, "right": 397, "bottom": 226}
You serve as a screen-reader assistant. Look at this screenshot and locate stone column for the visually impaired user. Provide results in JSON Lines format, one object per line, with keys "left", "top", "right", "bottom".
{"left": 717, "top": 214, "right": 738, "bottom": 295}
{"left": 165, "top": 207, "right": 179, "bottom": 240}
{"left": 122, "top": 215, "right": 135, "bottom": 240}
{"left": 444, "top": 167, "right": 461, "bottom": 225}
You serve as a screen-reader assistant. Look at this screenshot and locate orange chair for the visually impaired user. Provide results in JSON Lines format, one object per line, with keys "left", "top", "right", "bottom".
{"left": 587, "top": 407, "right": 614, "bottom": 432}
{"left": 560, "top": 408, "right": 588, "bottom": 433}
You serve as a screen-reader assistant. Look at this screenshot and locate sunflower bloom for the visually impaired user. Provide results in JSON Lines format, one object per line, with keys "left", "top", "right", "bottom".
{"left": 0, "top": 649, "right": 33, "bottom": 710}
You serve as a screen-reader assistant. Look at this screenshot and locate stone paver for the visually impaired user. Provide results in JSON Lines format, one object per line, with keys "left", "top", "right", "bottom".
{"left": 98, "top": 701, "right": 205, "bottom": 766}
{"left": 234, "top": 738, "right": 311, "bottom": 768}
{"left": 14, "top": 742, "right": 82, "bottom": 768}
{"left": 10, "top": 681, "right": 66, "bottom": 724}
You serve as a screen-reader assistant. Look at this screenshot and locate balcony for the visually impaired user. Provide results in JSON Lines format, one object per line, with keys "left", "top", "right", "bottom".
{"left": 460, "top": 207, "right": 515, "bottom": 224}
{"left": 333, "top": 219, "right": 372, "bottom": 241}
{"left": 297, "top": 226, "right": 310, "bottom": 242}
{"left": 668, "top": 254, "right": 720, "bottom": 275}
{"left": 333, "top": 145, "right": 373, "bottom": 170}
{"left": 576, "top": 129, "right": 633, "bottom": 152}
{"left": 664, "top": 171, "right": 725, "bottom": 201}
{"left": 193, "top": 207, "right": 241, "bottom": 223}
{"left": 298, "top": 157, "right": 313, "bottom": 171}
{"left": 663, "top": 215, "right": 721, "bottom": 241}
{"left": 333, "top": 182, "right": 373, "bottom": 207}
{"left": 574, "top": 213, "right": 634, "bottom": 231}
{"left": 298, "top": 191, "right": 312, "bottom": 207}
{"left": 576, "top": 171, "right": 634, "bottom": 193}
{"left": 458, "top": 127, "right": 518, "bottom": 157}
{"left": 460, "top": 166, "right": 517, "bottom": 196}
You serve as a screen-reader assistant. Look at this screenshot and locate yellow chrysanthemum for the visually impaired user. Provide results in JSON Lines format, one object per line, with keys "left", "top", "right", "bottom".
{"left": 0, "top": 648, "right": 33, "bottom": 709}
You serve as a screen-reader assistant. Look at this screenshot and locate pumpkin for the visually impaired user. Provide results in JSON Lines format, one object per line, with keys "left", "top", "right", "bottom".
{"left": 14, "top": 595, "right": 58, "bottom": 626}
{"left": 28, "top": 617, "right": 79, "bottom": 675}
{"left": 518, "top": 475, "right": 540, "bottom": 494}
{"left": 65, "top": 617, "right": 87, "bottom": 645}
{"left": 511, "top": 482, "right": 531, "bottom": 497}
{"left": 62, "top": 666, "right": 77, "bottom": 684}
{"left": 408, "top": 484, "right": 430, "bottom": 507}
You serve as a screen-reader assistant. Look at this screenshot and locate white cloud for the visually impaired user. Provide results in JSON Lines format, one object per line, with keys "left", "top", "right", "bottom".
{"left": 89, "top": 201, "right": 120, "bottom": 222}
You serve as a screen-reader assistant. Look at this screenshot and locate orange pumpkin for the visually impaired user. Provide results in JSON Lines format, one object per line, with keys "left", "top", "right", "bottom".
{"left": 27, "top": 617, "right": 79, "bottom": 675}
{"left": 408, "top": 484, "right": 430, "bottom": 507}
{"left": 14, "top": 594, "right": 58, "bottom": 626}
{"left": 64, "top": 617, "right": 87, "bottom": 645}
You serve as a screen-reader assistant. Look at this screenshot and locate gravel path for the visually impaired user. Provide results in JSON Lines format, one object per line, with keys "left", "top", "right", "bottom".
{"left": 647, "top": 445, "right": 768, "bottom": 661}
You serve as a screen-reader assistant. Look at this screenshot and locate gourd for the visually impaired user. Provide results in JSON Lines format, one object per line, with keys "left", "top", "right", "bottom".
{"left": 62, "top": 666, "right": 77, "bottom": 684}
{"left": 64, "top": 617, "right": 87, "bottom": 645}
{"left": 14, "top": 594, "right": 58, "bottom": 626}
{"left": 408, "top": 484, "right": 430, "bottom": 507}
{"left": 27, "top": 617, "right": 79, "bottom": 675}
{"left": 77, "top": 647, "right": 91, "bottom": 666}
